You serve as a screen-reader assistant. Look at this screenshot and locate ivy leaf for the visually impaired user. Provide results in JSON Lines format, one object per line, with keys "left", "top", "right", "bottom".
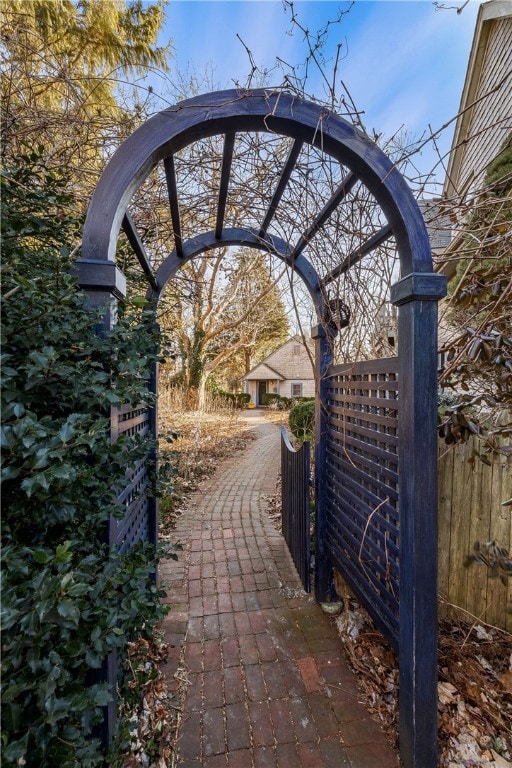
{"left": 59, "top": 420, "right": 76, "bottom": 443}
{"left": 57, "top": 599, "right": 80, "bottom": 624}
{"left": 55, "top": 542, "right": 73, "bottom": 563}
{"left": 91, "top": 685, "right": 112, "bottom": 707}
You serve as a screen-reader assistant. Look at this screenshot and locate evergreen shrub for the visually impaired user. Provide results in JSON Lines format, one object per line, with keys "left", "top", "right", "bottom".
{"left": 218, "top": 391, "right": 251, "bottom": 408}
{"left": 1, "top": 148, "right": 175, "bottom": 766}
{"left": 289, "top": 400, "right": 315, "bottom": 440}
{"left": 260, "top": 393, "right": 290, "bottom": 408}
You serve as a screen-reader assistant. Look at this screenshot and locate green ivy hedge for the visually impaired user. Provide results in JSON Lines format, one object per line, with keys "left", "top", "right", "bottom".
{"left": 1, "top": 148, "right": 174, "bottom": 766}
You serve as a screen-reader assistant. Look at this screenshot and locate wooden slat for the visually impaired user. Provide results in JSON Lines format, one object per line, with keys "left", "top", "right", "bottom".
{"left": 328, "top": 420, "right": 399, "bottom": 450}
{"left": 330, "top": 405, "right": 398, "bottom": 432}
{"left": 328, "top": 392, "right": 398, "bottom": 411}
{"left": 327, "top": 435, "right": 399, "bottom": 484}
{"left": 328, "top": 421, "right": 398, "bottom": 451}
{"left": 327, "top": 522, "right": 399, "bottom": 602}
{"left": 116, "top": 496, "right": 149, "bottom": 550}
{"left": 118, "top": 415, "right": 149, "bottom": 435}
{"left": 259, "top": 139, "right": 303, "bottom": 237}
{"left": 327, "top": 525, "right": 399, "bottom": 602}
{"left": 465, "top": 449, "right": 488, "bottom": 624}
{"left": 326, "top": 531, "right": 400, "bottom": 642}
{"left": 447, "top": 443, "right": 474, "bottom": 614}
{"left": 327, "top": 378, "right": 400, "bottom": 393}
{"left": 328, "top": 357, "right": 399, "bottom": 377}
{"left": 326, "top": 463, "right": 399, "bottom": 532}
{"left": 326, "top": 449, "right": 399, "bottom": 503}
{"left": 215, "top": 132, "right": 236, "bottom": 240}
{"left": 327, "top": 520, "right": 398, "bottom": 616}
{"left": 437, "top": 443, "right": 454, "bottom": 614}
{"left": 326, "top": 500, "right": 399, "bottom": 560}
{"left": 122, "top": 212, "right": 159, "bottom": 291}
{"left": 164, "top": 155, "right": 184, "bottom": 258}
{"left": 326, "top": 461, "right": 399, "bottom": 530}
{"left": 327, "top": 434, "right": 399, "bottom": 481}
{"left": 321, "top": 223, "right": 393, "bottom": 286}
{"left": 498, "top": 457, "right": 512, "bottom": 633}
{"left": 292, "top": 172, "right": 358, "bottom": 257}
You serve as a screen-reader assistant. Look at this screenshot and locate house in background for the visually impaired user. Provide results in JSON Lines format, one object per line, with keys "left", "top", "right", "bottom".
{"left": 440, "top": 0, "right": 511, "bottom": 279}
{"left": 241, "top": 336, "right": 315, "bottom": 406}
{"left": 435, "top": 0, "right": 511, "bottom": 369}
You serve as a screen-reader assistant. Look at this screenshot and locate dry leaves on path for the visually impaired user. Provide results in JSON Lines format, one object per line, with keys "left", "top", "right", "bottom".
{"left": 333, "top": 604, "right": 512, "bottom": 768}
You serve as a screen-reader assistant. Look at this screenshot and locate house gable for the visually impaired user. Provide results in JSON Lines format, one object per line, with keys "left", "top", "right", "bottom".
{"left": 241, "top": 363, "right": 285, "bottom": 382}
{"left": 248, "top": 336, "right": 314, "bottom": 382}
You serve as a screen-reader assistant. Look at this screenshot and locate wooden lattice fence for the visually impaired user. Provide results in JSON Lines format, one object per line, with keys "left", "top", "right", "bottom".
{"left": 324, "top": 357, "right": 400, "bottom": 646}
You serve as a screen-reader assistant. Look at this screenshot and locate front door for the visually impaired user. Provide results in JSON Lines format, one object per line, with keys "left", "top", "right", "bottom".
{"left": 257, "top": 381, "right": 267, "bottom": 406}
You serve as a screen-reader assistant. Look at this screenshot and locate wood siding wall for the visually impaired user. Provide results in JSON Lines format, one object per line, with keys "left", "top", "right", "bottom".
{"left": 458, "top": 16, "right": 512, "bottom": 190}
{"left": 438, "top": 437, "right": 512, "bottom": 631}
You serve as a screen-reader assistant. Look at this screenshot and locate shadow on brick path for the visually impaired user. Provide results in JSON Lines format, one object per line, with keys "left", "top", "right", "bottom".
{"left": 159, "top": 412, "right": 399, "bottom": 768}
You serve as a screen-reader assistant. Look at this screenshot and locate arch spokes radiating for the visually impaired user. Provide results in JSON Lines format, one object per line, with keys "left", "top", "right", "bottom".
{"left": 80, "top": 88, "right": 433, "bottom": 317}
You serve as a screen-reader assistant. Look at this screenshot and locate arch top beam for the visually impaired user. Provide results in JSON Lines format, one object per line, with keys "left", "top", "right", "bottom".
{"left": 149, "top": 227, "right": 324, "bottom": 318}
{"left": 81, "top": 88, "right": 433, "bottom": 280}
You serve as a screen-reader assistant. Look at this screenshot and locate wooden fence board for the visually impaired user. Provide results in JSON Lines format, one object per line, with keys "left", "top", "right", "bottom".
{"left": 438, "top": 436, "right": 512, "bottom": 630}
{"left": 486, "top": 457, "right": 511, "bottom": 631}
{"left": 446, "top": 443, "right": 473, "bottom": 612}
{"left": 437, "top": 444, "right": 454, "bottom": 606}
{"left": 466, "top": 451, "right": 490, "bottom": 624}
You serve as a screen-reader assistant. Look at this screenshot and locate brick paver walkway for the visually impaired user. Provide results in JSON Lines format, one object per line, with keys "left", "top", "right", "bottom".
{"left": 159, "top": 412, "right": 399, "bottom": 768}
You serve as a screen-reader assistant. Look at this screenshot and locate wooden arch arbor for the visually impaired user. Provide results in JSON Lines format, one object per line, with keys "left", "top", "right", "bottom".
{"left": 77, "top": 89, "right": 446, "bottom": 768}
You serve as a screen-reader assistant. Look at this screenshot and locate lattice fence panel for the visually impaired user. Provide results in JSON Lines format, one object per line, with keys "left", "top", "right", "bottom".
{"left": 111, "top": 404, "right": 153, "bottom": 553}
{"left": 325, "top": 357, "right": 400, "bottom": 646}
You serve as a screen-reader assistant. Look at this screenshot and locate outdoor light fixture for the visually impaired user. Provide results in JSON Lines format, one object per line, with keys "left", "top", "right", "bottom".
{"left": 324, "top": 294, "right": 351, "bottom": 330}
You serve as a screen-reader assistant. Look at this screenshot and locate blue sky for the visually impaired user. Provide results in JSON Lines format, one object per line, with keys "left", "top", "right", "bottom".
{"left": 147, "top": 0, "right": 482, "bottom": 187}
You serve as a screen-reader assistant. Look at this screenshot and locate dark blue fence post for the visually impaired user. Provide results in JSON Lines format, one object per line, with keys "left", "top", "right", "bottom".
{"left": 74, "top": 258, "right": 127, "bottom": 748}
{"left": 311, "top": 323, "right": 334, "bottom": 603}
{"left": 391, "top": 272, "right": 446, "bottom": 768}
{"left": 148, "top": 322, "right": 160, "bottom": 552}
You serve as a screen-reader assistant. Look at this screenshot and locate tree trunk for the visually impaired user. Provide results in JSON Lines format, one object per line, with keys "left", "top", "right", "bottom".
{"left": 197, "top": 371, "right": 210, "bottom": 411}
{"left": 244, "top": 348, "right": 252, "bottom": 374}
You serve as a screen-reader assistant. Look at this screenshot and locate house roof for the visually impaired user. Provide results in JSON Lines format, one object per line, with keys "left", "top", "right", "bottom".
{"left": 241, "top": 336, "right": 315, "bottom": 382}
{"left": 241, "top": 363, "right": 285, "bottom": 382}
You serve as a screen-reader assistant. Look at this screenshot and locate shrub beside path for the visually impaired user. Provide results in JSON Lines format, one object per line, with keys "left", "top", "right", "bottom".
{"left": 159, "top": 411, "right": 399, "bottom": 768}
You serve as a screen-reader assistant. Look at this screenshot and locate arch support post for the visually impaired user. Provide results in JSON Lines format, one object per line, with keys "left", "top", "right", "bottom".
{"left": 74, "top": 257, "right": 127, "bottom": 748}
{"left": 311, "top": 323, "right": 335, "bottom": 603}
{"left": 391, "top": 272, "right": 446, "bottom": 768}
{"left": 148, "top": 320, "right": 160, "bottom": 553}
{"left": 73, "top": 258, "right": 127, "bottom": 336}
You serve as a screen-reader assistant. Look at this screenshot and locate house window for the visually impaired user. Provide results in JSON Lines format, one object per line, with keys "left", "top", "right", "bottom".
{"left": 291, "top": 382, "right": 303, "bottom": 398}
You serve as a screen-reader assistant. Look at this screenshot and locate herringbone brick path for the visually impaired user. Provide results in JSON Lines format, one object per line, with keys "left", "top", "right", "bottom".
{"left": 159, "top": 412, "right": 399, "bottom": 768}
